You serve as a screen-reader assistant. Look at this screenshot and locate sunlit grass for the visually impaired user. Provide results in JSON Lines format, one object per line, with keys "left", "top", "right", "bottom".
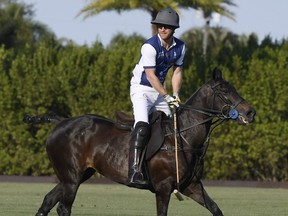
{"left": 0, "top": 182, "right": 287, "bottom": 216}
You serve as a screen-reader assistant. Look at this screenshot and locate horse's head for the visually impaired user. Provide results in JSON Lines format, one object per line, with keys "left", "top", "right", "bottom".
{"left": 206, "top": 67, "right": 256, "bottom": 125}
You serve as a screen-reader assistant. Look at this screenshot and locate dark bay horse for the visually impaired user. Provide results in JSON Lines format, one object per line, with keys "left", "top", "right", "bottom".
{"left": 26, "top": 68, "right": 255, "bottom": 216}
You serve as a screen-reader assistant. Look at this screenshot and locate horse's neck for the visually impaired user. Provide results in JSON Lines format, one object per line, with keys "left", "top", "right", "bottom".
{"left": 178, "top": 86, "right": 213, "bottom": 141}
{"left": 184, "top": 86, "right": 211, "bottom": 110}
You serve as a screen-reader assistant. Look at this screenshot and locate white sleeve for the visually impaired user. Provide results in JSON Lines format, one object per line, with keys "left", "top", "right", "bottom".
{"left": 140, "top": 43, "right": 157, "bottom": 68}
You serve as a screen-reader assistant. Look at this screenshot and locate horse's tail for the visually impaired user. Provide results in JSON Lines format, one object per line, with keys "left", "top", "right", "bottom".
{"left": 23, "top": 114, "right": 65, "bottom": 125}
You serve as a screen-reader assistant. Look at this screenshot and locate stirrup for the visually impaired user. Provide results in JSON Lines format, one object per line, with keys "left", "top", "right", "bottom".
{"left": 127, "top": 171, "right": 148, "bottom": 186}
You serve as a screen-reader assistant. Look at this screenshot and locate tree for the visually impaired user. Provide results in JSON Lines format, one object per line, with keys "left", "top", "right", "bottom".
{"left": 0, "top": 0, "right": 56, "bottom": 52}
{"left": 178, "top": 0, "right": 236, "bottom": 56}
{"left": 78, "top": 0, "right": 236, "bottom": 35}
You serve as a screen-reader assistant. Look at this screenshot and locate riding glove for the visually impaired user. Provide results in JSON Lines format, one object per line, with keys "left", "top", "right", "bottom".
{"left": 163, "top": 94, "right": 180, "bottom": 108}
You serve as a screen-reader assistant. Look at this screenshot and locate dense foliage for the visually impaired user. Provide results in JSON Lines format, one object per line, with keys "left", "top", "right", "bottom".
{"left": 0, "top": 1, "right": 287, "bottom": 181}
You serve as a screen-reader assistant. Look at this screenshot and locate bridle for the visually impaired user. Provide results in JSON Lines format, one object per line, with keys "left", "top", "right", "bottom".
{"left": 210, "top": 81, "right": 243, "bottom": 119}
{"left": 165, "top": 80, "right": 243, "bottom": 135}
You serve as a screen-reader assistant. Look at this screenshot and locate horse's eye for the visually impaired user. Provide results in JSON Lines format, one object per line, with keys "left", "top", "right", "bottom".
{"left": 218, "top": 85, "right": 228, "bottom": 94}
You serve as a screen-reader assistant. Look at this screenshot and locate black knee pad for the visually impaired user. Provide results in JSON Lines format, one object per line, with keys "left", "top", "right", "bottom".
{"left": 131, "top": 121, "right": 151, "bottom": 149}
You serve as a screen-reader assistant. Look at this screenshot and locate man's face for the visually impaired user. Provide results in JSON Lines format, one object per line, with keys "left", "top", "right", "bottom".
{"left": 157, "top": 24, "right": 174, "bottom": 40}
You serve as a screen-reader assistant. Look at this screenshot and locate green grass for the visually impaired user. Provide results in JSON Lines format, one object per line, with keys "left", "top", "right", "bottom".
{"left": 0, "top": 182, "right": 287, "bottom": 216}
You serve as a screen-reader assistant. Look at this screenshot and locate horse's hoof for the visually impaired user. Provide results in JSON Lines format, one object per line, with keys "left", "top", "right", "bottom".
{"left": 35, "top": 212, "right": 47, "bottom": 216}
{"left": 213, "top": 210, "right": 224, "bottom": 216}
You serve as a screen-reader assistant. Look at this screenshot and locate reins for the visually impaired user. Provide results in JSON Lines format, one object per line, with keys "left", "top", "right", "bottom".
{"left": 164, "top": 104, "right": 227, "bottom": 137}
{"left": 164, "top": 81, "right": 243, "bottom": 201}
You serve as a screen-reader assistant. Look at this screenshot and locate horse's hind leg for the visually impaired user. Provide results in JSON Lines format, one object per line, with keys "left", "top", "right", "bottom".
{"left": 183, "top": 181, "right": 224, "bottom": 216}
{"left": 36, "top": 181, "right": 80, "bottom": 216}
{"left": 56, "top": 182, "right": 80, "bottom": 216}
{"left": 36, "top": 183, "right": 63, "bottom": 216}
{"left": 57, "top": 167, "right": 95, "bottom": 215}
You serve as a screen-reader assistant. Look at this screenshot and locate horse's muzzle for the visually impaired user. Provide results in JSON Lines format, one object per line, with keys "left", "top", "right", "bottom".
{"left": 238, "top": 107, "right": 256, "bottom": 125}
{"left": 247, "top": 108, "right": 256, "bottom": 123}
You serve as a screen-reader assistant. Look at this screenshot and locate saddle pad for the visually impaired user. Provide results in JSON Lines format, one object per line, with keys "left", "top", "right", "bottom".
{"left": 145, "top": 111, "right": 165, "bottom": 160}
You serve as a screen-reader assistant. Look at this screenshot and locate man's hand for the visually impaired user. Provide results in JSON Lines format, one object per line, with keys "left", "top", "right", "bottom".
{"left": 163, "top": 94, "right": 180, "bottom": 108}
{"left": 173, "top": 95, "right": 181, "bottom": 104}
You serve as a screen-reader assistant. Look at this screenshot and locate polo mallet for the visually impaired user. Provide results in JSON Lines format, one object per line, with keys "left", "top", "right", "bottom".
{"left": 172, "top": 106, "right": 184, "bottom": 201}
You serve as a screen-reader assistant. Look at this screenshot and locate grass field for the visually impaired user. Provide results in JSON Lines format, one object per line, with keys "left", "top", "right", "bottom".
{"left": 0, "top": 182, "right": 287, "bottom": 216}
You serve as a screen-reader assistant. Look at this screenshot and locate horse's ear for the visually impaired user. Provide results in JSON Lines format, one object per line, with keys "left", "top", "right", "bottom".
{"left": 211, "top": 67, "right": 222, "bottom": 81}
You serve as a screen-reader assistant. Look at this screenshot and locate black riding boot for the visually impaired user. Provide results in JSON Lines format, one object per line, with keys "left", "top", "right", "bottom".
{"left": 127, "top": 121, "right": 151, "bottom": 186}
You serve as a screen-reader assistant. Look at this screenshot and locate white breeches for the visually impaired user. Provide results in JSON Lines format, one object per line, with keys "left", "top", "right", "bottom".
{"left": 130, "top": 84, "right": 171, "bottom": 127}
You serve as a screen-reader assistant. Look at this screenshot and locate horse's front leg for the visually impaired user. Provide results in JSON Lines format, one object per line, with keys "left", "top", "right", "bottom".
{"left": 154, "top": 184, "right": 173, "bottom": 216}
{"left": 154, "top": 180, "right": 172, "bottom": 216}
{"left": 183, "top": 181, "right": 223, "bottom": 216}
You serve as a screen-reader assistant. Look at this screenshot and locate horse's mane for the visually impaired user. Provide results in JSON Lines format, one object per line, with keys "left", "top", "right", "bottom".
{"left": 184, "top": 87, "right": 201, "bottom": 105}
{"left": 184, "top": 78, "right": 213, "bottom": 106}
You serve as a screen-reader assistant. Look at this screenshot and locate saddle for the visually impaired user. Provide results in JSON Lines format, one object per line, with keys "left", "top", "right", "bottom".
{"left": 115, "top": 111, "right": 168, "bottom": 160}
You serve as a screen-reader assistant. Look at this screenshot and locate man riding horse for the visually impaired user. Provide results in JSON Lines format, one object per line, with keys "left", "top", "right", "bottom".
{"left": 128, "top": 8, "right": 186, "bottom": 186}
{"left": 28, "top": 67, "right": 256, "bottom": 216}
